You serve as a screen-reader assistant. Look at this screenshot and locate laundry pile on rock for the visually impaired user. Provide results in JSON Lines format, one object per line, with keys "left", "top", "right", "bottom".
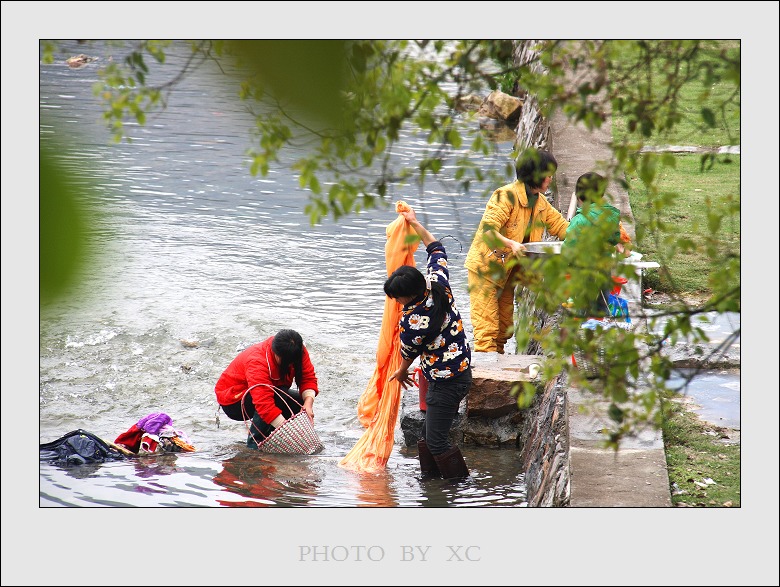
{"left": 113, "top": 412, "right": 196, "bottom": 455}
{"left": 40, "top": 412, "right": 195, "bottom": 467}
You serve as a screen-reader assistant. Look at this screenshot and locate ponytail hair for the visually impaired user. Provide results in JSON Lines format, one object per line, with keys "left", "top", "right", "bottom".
{"left": 384, "top": 265, "right": 425, "bottom": 300}
{"left": 272, "top": 329, "right": 304, "bottom": 383}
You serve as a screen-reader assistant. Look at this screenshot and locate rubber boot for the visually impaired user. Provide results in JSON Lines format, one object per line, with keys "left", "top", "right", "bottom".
{"left": 246, "top": 413, "right": 272, "bottom": 449}
{"left": 417, "top": 439, "right": 441, "bottom": 479}
{"left": 433, "top": 445, "right": 469, "bottom": 480}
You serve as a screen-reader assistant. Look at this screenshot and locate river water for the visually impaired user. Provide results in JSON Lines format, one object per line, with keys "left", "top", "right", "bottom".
{"left": 12, "top": 26, "right": 767, "bottom": 587}
{"left": 38, "top": 41, "right": 531, "bottom": 508}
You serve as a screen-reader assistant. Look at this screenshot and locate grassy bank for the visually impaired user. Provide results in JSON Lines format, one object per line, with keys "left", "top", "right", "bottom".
{"left": 626, "top": 153, "right": 740, "bottom": 294}
{"left": 611, "top": 40, "right": 740, "bottom": 149}
{"left": 662, "top": 397, "right": 740, "bottom": 507}
{"left": 612, "top": 40, "right": 740, "bottom": 508}
{"left": 615, "top": 40, "right": 741, "bottom": 295}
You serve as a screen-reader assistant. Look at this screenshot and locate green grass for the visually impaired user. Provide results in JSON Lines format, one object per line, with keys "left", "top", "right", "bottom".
{"left": 662, "top": 398, "right": 740, "bottom": 507}
{"left": 624, "top": 152, "right": 741, "bottom": 504}
{"left": 610, "top": 42, "right": 740, "bottom": 508}
{"left": 611, "top": 40, "right": 741, "bottom": 296}
{"left": 626, "top": 153, "right": 740, "bottom": 294}
{"left": 611, "top": 41, "right": 740, "bottom": 148}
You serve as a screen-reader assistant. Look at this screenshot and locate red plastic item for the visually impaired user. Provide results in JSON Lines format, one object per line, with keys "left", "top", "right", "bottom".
{"left": 611, "top": 275, "right": 628, "bottom": 295}
{"left": 414, "top": 366, "right": 428, "bottom": 411}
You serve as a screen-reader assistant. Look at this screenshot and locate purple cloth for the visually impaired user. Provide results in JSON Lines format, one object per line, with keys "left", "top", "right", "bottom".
{"left": 136, "top": 413, "right": 173, "bottom": 435}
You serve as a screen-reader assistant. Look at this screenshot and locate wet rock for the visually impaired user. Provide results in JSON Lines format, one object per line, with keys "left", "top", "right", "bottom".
{"left": 462, "top": 411, "right": 527, "bottom": 447}
{"left": 66, "top": 54, "right": 98, "bottom": 68}
{"left": 453, "top": 93, "right": 483, "bottom": 112}
{"left": 477, "top": 90, "right": 523, "bottom": 124}
{"left": 478, "top": 122, "right": 518, "bottom": 143}
{"left": 398, "top": 387, "right": 465, "bottom": 447}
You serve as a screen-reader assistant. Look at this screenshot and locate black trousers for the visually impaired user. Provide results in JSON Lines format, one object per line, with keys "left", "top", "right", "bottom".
{"left": 221, "top": 388, "right": 304, "bottom": 448}
{"left": 421, "top": 369, "right": 472, "bottom": 455}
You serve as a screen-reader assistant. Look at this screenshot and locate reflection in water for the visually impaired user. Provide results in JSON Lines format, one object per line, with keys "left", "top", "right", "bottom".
{"left": 39, "top": 445, "right": 529, "bottom": 507}
{"left": 213, "top": 449, "right": 323, "bottom": 507}
{"left": 348, "top": 469, "right": 400, "bottom": 508}
{"left": 39, "top": 40, "right": 530, "bottom": 507}
{"left": 132, "top": 453, "right": 182, "bottom": 479}
{"left": 415, "top": 448, "right": 528, "bottom": 508}
{"left": 50, "top": 461, "right": 107, "bottom": 482}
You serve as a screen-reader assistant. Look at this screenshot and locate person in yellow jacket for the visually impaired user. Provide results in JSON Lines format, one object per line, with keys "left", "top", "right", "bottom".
{"left": 464, "top": 148, "right": 569, "bottom": 353}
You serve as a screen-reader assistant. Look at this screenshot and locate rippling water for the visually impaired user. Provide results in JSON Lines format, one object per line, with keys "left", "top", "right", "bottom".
{"left": 38, "top": 40, "right": 530, "bottom": 507}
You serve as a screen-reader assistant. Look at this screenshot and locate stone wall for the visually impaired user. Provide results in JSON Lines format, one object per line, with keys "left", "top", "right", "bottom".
{"left": 512, "top": 41, "right": 551, "bottom": 157}
{"left": 400, "top": 40, "right": 570, "bottom": 507}
{"left": 517, "top": 373, "right": 570, "bottom": 506}
{"left": 509, "top": 40, "right": 570, "bottom": 506}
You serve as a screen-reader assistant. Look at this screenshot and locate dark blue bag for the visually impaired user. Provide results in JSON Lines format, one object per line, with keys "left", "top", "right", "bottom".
{"left": 40, "top": 429, "right": 127, "bottom": 466}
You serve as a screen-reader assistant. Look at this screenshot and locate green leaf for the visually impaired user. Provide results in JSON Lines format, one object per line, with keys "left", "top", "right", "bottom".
{"left": 701, "top": 107, "right": 716, "bottom": 127}
{"left": 608, "top": 403, "right": 625, "bottom": 424}
{"left": 227, "top": 40, "right": 349, "bottom": 129}
{"left": 40, "top": 145, "right": 104, "bottom": 306}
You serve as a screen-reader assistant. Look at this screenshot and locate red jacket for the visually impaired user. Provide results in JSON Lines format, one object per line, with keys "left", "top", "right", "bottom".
{"left": 214, "top": 336, "right": 319, "bottom": 424}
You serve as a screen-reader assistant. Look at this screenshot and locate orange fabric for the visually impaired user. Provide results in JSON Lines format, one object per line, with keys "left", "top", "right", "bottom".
{"left": 619, "top": 221, "right": 631, "bottom": 243}
{"left": 339, "top": 201, "right": 420, "bottom": 473}
{"left": 467, "top": 268, "right": 515, "bottom": 354}
{"left": 170, "top": 436, "right": 197, "bottom": 452}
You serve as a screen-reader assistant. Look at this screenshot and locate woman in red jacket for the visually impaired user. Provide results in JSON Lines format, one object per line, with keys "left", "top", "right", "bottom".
{"left": 215, "top": 329, "right": 319, "bottom": 448}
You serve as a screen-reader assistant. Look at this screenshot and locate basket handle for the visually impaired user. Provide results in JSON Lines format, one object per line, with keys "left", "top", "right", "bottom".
{"left": 243, "top": 384, "right": 304, "bottom": 442}
{"left": 245, "top": 383, "right": 304, "bottom": 408}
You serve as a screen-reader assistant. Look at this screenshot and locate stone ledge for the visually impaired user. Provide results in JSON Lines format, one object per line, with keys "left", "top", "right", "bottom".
{"left": 470, "top": 353, "right": 542, "bottom": 418}
{"left": 398, "top": 354, "right": 547, "bottom": 448}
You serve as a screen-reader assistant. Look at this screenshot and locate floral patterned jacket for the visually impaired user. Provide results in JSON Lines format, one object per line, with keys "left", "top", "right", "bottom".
{"left": 399, "top": 241, "right": 471, "bottom": 381}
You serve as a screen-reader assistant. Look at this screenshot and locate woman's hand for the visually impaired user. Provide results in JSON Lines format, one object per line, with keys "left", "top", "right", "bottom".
{"left": 303, "top": 396, "right": 315, "bottom": 419}
{"left": 615, "top": 243, "right": 631, "bottom": 257}
{"left": 507, "top": 239, "right": 527, "bottom": 256}
{"left": 388, "top": 367, "right": 415, "bottom": 389}
{"left": 400, "top": 208, "right": 418, "bottom": 225}
{"left": 400, "top": 207, "right": 437, "bottom": 246}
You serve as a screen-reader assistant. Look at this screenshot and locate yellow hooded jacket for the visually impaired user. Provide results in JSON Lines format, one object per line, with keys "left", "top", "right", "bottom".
{"left": 465, "top": 180, "right": 569, "bottom": 287}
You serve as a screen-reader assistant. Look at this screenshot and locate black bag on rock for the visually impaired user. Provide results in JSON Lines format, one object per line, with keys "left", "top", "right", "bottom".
{"left": 40, "top": 429, "right": 128, "bottom": 466}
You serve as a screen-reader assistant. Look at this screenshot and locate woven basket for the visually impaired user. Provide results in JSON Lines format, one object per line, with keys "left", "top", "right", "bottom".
{"left": 573, "top": 319, "right": 633, "bottom": 379}
{"left": 572, "top": 347, "right": 608, "bottom": 378}
{"left": 257, "top": 411, "right": 324, "bottom": 455}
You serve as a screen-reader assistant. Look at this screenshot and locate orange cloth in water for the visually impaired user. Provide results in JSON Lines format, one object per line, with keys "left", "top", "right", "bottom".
{"left": 338, "top": 201, "right": 420, "bottom": 472}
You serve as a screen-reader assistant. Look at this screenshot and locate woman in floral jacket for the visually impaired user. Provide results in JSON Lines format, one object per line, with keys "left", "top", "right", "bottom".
{"left": 384, "top": 207, "right": 471, "bottom": 480}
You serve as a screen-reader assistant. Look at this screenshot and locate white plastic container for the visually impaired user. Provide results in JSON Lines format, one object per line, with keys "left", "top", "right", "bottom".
{"left": 619, "top": 252, "right": 660, "bottom": 303}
